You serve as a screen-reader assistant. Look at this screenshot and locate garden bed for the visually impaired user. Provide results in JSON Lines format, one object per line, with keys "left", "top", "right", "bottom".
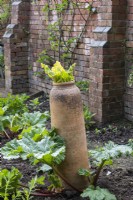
{"left": 0, "top": 92, "right": 133, "bottom": 200}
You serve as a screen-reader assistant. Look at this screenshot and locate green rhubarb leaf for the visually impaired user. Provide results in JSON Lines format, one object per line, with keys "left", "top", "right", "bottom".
{"left": 9, "top": 115, "right": 22, "bottom": 133}
{"left": 19, "top": 127, "right": 49, "bottom": 141}
{"left": 0, "top": 115, "right": 11, "bottom": 132}
{"left": 21, "top": 111, "right": 50, "bottom": 128}
{"left": 0, "top": 139, "right": 23, "bottom": 159}
{"left": 81, "top": 186, "right": 117, "bottom": 200}
{"left": 89, "top": 141, "right": 133, "bottom": 166}
{"left": 0, "top": 107, "right": 5, "bottom": 116}
{"left": 128, "top": 139, "right": 133, "bottom": 149}
{"left": 78, "top": 168, "right": 91, "bottom": 177}
{"left": 1, "top": 134, "right": 65, "bottom": 166}
{"left": 38, "top": 164, "right": 52, "bottom": 172}
{"left": 52, "top": 146, "right": 65, "bottom": 164}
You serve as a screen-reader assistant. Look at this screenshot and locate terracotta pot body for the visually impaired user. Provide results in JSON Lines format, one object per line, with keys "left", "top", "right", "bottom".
{"left": 50, "top": 82, "right": 89, "bottom": 190}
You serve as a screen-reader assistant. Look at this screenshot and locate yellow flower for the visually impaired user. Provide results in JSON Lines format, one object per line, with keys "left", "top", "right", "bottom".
{"left": 52, "top": 61, "right": 65, "bottom": 73}
{"left": 41, "top": 61, "right": 75, "bottom": 83}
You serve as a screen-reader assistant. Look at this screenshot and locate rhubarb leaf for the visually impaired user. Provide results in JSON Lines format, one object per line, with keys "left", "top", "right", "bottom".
{"left": 1, "top": 133, "right": 65, "bottom": 166}
{"left": 89, "top": 141, "right": 133, "bottom": 166}
{"left": 81, "top": 186, "right": 117, "bottom": 200}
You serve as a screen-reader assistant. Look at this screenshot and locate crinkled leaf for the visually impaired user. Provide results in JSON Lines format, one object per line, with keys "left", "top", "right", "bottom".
{"left": 0, "top": 94, "right": 29, "bottom": 115}
{"left": 89, "top": 141, "right": 133, "bottom": 166}
{"left": 52, "top": 146, "right": 65, "bottom": 164}
{"left": 19, "top": 127, "right": 49, "bottom": 141}
{"left": 9, "top": 115, "right": 22, "bottom": 133}
{"left": 1, "top": 134, "right": 65, "bottom": 166}
{"left": 0, "top": 139, "right": 23, "bottom": 159}
{"left": 128, "top": 139, "right": 133, "bottom": 150}
{"left": 21, "top": 111, "right": 50, "bottom": 128}
{"left": 78, "top": 168, "right": 91, "bottom": 177}
{"left": 48, "top": 173, "right": 62, "bottom": 191}
{"left": 0, "top": 115, "right": 11, "bottom": 132}
{"left": 81, "top": 186, "right": 117, "bottom": 200}
{"left": 38, "top": 164, "right": 52, "bottom": 172}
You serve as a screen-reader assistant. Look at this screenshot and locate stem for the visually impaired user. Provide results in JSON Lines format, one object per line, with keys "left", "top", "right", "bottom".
{"left": 18, "top": 183, "right": 29, "bottom": 189}
{"left": 31, "top": 191, "right": 57, "bottom": 197}
{"left": 19, "top": 183, "right": 57, "bottom": 197}
{"left": 93, "top": 160, "right": 105, "bottom": 187}
{"left": 76, "top": 0, "right": 88, "bottom": 22}
{"left": 3, "top": 130, "right": 11, "bottom": 139}
{"left": 70, "top": 0, "right": 95, "bottom": 62}
{"left": 53, "top": 166, "right": 82, "bottom": 193}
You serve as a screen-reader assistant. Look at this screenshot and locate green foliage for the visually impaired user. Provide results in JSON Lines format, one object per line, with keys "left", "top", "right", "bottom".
{"left": 83, "top": 105, "right": 95, "bottom": 129}
{"left": 20, "top": 111, "right": 50, "bottom": 128}
{"left": 0, "top": 0, "right": 11, "bottom": 28}
{"left": 41, "top": 61, "right": 75, "bottom": 83}
{"left": 81, "top": 186, "right": 116, "bottom": 200}
{"left": 29, "top": 98, "right": 40, "bottom": 109}
{"left": 89, "top": 141, "right": 133, "bottom": 166}
{"left": 37, "top": 0, "right": 96, "bottom": 70}
{"left": 94, "top": 128, "right": 101, "bottom": 135}
{"left": 76, "top": 80, "right": 89, "bottom": 92}
{"left": 1, "top": 125, "right": 65, "bottom": 194}
{"left": 79, "top": 140, "right": 133, "bottom": 199}
{"left": 0, "top": 94, "right": 29, "bottom": 115}
{"left": 48, "top": 173, "right": 62, "bottom": 191}
{"left": 0, "top": 93, "right": 50, "bottom": 138}
{"left": 128, "top": 70, "right": 133, "bottom": 87}
{"left": 0, "top": 54, "right": 4, "bottom": 67}
{"left": 23, "top": 175, "right": 45, "bottom": 200}
{"left": 0, "top": 115, "right": 11, "bottom": 134}
{"left": 0, "top": 110, "right": 50, "bottom": 139}
{"left": 80, "top": 141, "right": 133, "bottom": 186}
{"left": 55, "top": 0, "right": 69, "bottom": 13}
{"left": 12, "top": 111, "right": 49, "bottom": 132}
{"left": 1, "top": 128, "right": 65, "bottom": 166}
{"left": 0, "top": 167, "right": 22, "bottom": 200}
{"left": 0, "top": 167, "right": 45, "bottom": 200}
{"left": 37, "top": 49, "right": 55, "bottom": 66}
{"left": 78, "top": 168, "right": 93, "bottom": 177}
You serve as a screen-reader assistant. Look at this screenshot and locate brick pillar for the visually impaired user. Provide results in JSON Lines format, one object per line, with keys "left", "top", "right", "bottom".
{"left": 3, "top": 0, "right": 30, "bottom": 93}
{"left": 89, "top": 0, "right": 127, "bottom": 122}
{"left": 125, "top": 0, "right": 133, "bottom": 121}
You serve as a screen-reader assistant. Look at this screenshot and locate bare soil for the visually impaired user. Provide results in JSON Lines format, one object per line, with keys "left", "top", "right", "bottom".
{"left": 0, "top": 92, "right": 133, "bottom": 200}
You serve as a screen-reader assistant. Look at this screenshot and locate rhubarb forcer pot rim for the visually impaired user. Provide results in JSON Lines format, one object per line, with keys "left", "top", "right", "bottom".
{"left": 52, "top": 81, "right": 75, "bottom": 86}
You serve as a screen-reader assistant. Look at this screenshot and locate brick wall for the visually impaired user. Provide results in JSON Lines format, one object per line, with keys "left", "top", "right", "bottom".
{"left": 3, "top": 0, "right": 131, "bottom": 122}
{"left": 0, "top": 28, "right": 6, "bottom": 42}
{"left": 3, "top": 0, "right": 30, "bottom": 93}
{"left": 125, "top": 0, "right": 133, "bottom": 121}
{"left": 28, "top": 0, "right": 101, "bottom": 106}
{"left": 89, "top": 0, "right": 126, "bottom": 122}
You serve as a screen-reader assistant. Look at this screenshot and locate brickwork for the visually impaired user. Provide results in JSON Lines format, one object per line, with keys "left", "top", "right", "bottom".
{"left": 28, "top": 0, "right": 101, "bottom": 106}
{"left": 125, "top": 0, "right": 133, "bottom": 121}
{"left": 89, "top": 0, "right": 127, "bottom": 122}
{"left": 3, "top": 0, "right": 30, "bottom": 93}
{"left": 0, "top": 28, "right": 6, "bottom": 42}
{"left": 3, "top": 0, "right": 133, "bottom": 122}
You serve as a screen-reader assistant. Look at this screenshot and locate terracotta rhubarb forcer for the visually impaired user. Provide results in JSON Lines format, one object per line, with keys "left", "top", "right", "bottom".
{"left": 50, "top": 81, "right": 89, "bottom": 191}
